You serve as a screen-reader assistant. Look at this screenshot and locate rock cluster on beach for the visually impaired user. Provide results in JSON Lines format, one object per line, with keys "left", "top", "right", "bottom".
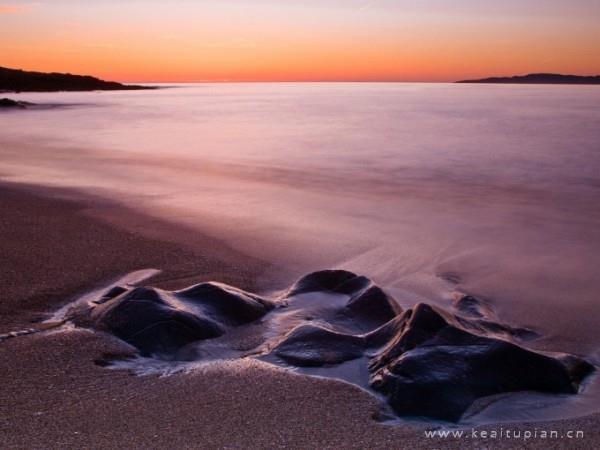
{"left": 68, "top": 270, "right": 595, "bottom": 422}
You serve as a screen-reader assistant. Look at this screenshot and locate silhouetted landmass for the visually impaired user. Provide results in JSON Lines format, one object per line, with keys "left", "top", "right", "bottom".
{"left": 457, "top": 73, "right": 600, "bottom": 85}
{"left": 0, "top": 98, "right": 31, "bottom": 108}
{"left": 0, "top": 66, "right": 156, "bottom": 92}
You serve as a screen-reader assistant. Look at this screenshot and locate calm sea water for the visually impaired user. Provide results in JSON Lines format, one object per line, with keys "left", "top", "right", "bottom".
{"left": 2, "top": 83, "right": 600, "bottom": 363}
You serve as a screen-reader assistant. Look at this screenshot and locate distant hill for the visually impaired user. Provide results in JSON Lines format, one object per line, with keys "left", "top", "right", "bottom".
{"left": 0, "top": 66, "right": 156, "bottom": 92}
{"left": 457, "top": 73, "right": 600, "bottom": 85}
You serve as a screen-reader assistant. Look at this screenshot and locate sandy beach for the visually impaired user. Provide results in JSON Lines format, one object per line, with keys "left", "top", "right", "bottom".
{"left": 0, "top": 181, "right": 598, "bottom": 449}
{"left": 2, "top": 0, "right": 599, "bottom": 447}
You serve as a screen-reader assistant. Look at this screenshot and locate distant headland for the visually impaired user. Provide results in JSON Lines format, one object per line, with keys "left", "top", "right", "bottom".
{"left": 0, "top": 66, "right": 156, "bottom": 92}
{"left": 457, "top": 73, "right": 600, "bottom": 85}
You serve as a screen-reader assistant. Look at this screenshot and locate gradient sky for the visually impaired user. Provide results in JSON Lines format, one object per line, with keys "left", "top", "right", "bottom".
{"left": 1, "top": 0, "right": 599, "bottom": 82}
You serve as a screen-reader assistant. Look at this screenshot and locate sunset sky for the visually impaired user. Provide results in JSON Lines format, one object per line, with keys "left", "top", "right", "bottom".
{"left": 1, "top": 0, "right": 599, "bottom": 82}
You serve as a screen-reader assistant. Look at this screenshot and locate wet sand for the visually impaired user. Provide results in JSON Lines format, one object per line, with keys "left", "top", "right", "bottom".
{"left": 1, "top": 182, "right": 599, "bottom": 449}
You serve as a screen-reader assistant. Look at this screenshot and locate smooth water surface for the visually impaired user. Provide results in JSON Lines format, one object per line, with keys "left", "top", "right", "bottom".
{"left": 2, "top": 83, "right": 600, "bottom": 358}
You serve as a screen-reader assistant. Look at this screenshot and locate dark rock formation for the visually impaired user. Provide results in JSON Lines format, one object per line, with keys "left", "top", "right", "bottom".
{"left": 177, "top": 282, "right": 273, "bottom": 326}
{"left": 285, "top": 270, "right": 402, "bottom": 330}
{"left": 80, "top": 283, "right": 274, "bottom": 356}
{"left": 0, "top": 66, "right": 156, "bottom": 92}
{"left": 285, "top": 269, "right": 364, "bottom": 296}
{"left": 457, "top": 73, "right": 600, "bottom": 85}
{"left": 69, "top": 269, "right": 594, "bottom": 422}
{"left": 273, "top": 324, "right": 364, "bottom": 366}
{"left": 0, "top": 97, "right": 30, "bottom": 108}
{"left": 368, "top": 303, "right": 593, "bottom": 421}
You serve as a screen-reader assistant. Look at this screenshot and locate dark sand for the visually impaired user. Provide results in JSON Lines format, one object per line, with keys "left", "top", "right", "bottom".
{"left": 1, "top": 183, "right": 599, "bottom": 449}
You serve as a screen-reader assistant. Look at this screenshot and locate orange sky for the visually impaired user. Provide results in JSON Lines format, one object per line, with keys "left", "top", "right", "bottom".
{"left": 1, "top": 1, "right": 599, "bottom": 82}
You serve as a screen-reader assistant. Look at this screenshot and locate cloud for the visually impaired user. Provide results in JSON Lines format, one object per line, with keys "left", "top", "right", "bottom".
{"left": 358, "top": 1, "right": 377, "bottom": 11}
{"left": 0, "top": 4, "right": 30, "bottom": 14}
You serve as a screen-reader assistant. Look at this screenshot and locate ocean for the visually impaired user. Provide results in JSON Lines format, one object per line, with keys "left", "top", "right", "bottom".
{"left": 2, "top": 82, "right": 600, "bottom": 362}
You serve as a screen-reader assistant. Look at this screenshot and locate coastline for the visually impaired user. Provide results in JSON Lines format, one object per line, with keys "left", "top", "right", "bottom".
{"left": 1, "top": 181, "right": 599, "bottom": 449}
{"left": 0, "top": 181, "right": 271, "bottom": 330}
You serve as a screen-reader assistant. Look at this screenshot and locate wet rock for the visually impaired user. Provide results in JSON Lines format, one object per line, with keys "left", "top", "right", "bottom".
{"left": 452, "top": 294, "right": 539, "bottom": 340}
{"left": 177, "top": 282, "right": 274, "bottom": 326}
{"left": 93, "top": 285, "right": 128, "bottom": 304}
{"left": 69, "top": 269, "right": 594, "bottom": 422}
{"left": 88, "top": 287, "right": 224, "bottom": 356}
{"left": 285, "top": 270, "right": 363, "bottom": 296}
{"left": 0, "top": 97, "right": 30, "bottom": 108}
{"left": 453, "top": 294, "right": 489, "bottom": 318}
{"left": 346, "top": 285, "right": 403, "bottom": 328}
{"left": 273, "top": 324, "right": 365, "bottom": 366}
{"left": 85, "top": 284, "right": 273, "bottom": 356}
{"left": 369, "top": 303, "right": 594, "bottom": 422}
{"left": 365, "top": 313, "right": 410, "bottom": 349}
{"left": 370, "top": 304, "right": 449, "bottom": 372}
{"left": 286, "top": 270, "right": 402, "bottom": 330}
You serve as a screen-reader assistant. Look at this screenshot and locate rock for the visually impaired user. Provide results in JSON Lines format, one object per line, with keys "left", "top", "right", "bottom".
{"left": 452, "top": 294, "right": 539, "bottom": 340}
{"left": 84, "top": 283, "right": 273, "bottom": 356}
{"left": 346, "top": 284, "right": 403, "bottom": 328}
{"left": 69, "top": 269, "right": 594, "bottom": 422}
{"left": 0, "top": 98, "right": 28, "bottom": 108}
{"left": 453, "top": 294, "right": 489, "bottom": 317}
{"left": 285, "top": 270, "right": 362, "bottom": 296}
{"left": 369, "top": 303, "right": 594, "bottom": 421}
{"left": 177, "top": 282, "right": 274, "bottom": 326}
{"left": 273, "top": 324, "right": 364, "bottom": 366}
{"left": 93, "top": 285, "right": 128, "bottom": 304}
{"left": 370, "top": 304, "right": 449, "bottom": 372}
{"left": 88, "top": 287, "right": 224, "bottom": 356}
{"left": 285, "top": 269, "right": 403, "bottom": 330}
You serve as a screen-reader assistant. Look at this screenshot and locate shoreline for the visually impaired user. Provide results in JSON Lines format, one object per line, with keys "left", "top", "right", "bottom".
{"left": 1, "top": 181, "right": 600, "bottom": 448}
{"left": 0, "top": 181, "right": 272, "bottom": 330}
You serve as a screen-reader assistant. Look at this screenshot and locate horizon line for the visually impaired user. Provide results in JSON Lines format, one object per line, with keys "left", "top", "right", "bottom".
{"left": 4, "top": 65, "right": 600, "bottom": 85}
{"left": 124, "top": 80, "right": 455, "bottom": 84}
